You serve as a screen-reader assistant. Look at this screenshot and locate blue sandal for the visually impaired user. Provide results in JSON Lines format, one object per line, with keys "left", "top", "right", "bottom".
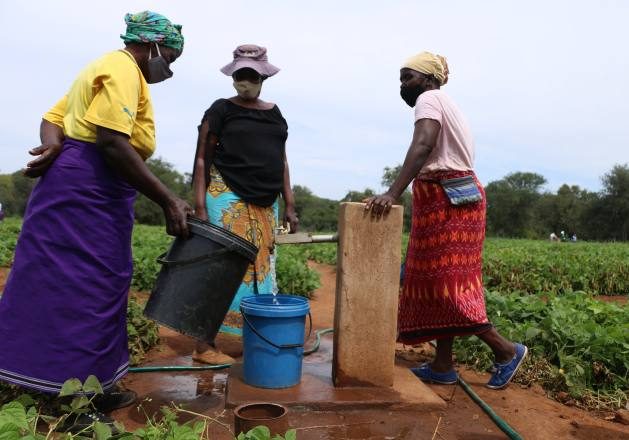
{"left": 411, "top": 363, "right": 458, "bottom": 385}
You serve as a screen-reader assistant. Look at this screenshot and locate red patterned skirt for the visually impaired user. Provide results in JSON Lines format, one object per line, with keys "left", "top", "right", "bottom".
{"left": 397, "top": 170, "right": 492, "bottom": 345}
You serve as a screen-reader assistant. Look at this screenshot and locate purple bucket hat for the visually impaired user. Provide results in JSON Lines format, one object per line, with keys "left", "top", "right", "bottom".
{"left": 220, "top": 44, "right": 280, "bottom": 77}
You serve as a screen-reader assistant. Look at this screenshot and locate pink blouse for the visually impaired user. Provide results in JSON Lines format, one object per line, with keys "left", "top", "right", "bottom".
{"left": 414, "top": 90, "right": 475, "bottom": 175}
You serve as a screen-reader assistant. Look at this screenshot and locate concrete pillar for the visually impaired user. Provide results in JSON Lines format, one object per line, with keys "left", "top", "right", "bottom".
{"left": 332, "top": 202, "right": 403, "bottom": 387}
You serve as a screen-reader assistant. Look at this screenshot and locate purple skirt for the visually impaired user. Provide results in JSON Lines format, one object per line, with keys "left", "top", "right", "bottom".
{"left": 0, "top": 138, "right": 136, "bottom": 393}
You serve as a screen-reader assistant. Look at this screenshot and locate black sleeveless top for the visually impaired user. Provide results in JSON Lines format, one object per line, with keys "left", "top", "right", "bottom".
{"left": 202, "top": 99, "right": 288, "bottom": 207}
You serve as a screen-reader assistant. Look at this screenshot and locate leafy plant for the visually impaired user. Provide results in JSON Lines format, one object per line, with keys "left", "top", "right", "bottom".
{"left": 130, "top": 224, "right": 172, "bottom": 292}
{"left": 0, "top": 398, "right": 43, "bottom": 439}
{"left": 0, "top": 217, "right": 20, "bottom": 267}
{"left": 454, "top": 290, "right": 629, "bottom": 409}
{"left": 127, "top": 297, "right": 160, "bottom": 366}
{"left": 237, "top": 425, "right": 297, "bottom": 440}
{"left": 129, "top": 405, "right": 211, "bottom": 440}
{"left": 0, "top": 376, "right": 121, "bottom": 439}
{"left": 299, "top": 243, "right": 337, "bottom": 266}
{"left": 276, "top": 246, "right": 321, "bottom": 298}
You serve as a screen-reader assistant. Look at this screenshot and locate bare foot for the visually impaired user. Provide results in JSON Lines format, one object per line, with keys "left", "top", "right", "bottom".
{"left": 192, "top": 347, "right": 235, "bottom": 365}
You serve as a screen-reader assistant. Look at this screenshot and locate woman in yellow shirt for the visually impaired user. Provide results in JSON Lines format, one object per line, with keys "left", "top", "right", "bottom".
{"left": 0, "top": 11, "right": 190, "bottom": 431}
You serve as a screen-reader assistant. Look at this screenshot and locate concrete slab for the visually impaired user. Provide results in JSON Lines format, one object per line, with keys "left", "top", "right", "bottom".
{"left": 225, "top": 361, "right": 446, "bottom": 411}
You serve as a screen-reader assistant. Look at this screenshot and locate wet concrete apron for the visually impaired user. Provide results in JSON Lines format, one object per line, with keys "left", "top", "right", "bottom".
{"left": 112, "top": 262, "right": 446, "bottom": 439}
{"left": 114, "top": 328, "right": 447, "bottom": 439}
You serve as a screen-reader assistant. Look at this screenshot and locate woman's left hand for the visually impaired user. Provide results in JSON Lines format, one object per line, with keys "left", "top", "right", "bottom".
{"left": 363, "top": 192, "right": 397, "bottom": 219}
{"left": 284, "top": 205, "right": 299, "bottom": 233}
{"left": 23, "top": 143, "right": 63, "bottom": 178}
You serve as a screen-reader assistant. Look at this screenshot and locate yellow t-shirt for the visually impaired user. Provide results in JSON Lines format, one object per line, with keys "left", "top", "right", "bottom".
{"left": 43, "top": 50, "right": 156, "bottom": 160}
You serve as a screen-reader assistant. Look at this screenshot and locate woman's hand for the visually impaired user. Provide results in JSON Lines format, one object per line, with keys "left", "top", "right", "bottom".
{"left": 25, "top": 119, "right": 65, "bottom": 178}
{"left": 163, "top": 196, "right": 193, "bottom": 238}
{"left": 363, "top": 193, "right": 397, "bottom": 219}
{"left": 284, "top": 205, "right": 299, "bottom": 233}
{"left": 194, "top": 205, "right": 209, "bottom": 222}
{"left": 23, "top": 143, "right": 62, "bottom": 178}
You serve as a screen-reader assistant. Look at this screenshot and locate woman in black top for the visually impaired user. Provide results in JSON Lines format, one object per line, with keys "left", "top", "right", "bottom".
{"left": 191, "top": 44, "right": 298, "bottom": 365}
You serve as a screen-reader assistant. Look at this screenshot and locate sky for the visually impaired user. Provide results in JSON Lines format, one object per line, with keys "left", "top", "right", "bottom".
{"left": 1, "top": 1, "right": 627, "bottom": 199}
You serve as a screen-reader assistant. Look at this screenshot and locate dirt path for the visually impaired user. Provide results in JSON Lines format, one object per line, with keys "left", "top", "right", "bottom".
{"left": 0, "top": 268, "right": 8, "bottom": 292}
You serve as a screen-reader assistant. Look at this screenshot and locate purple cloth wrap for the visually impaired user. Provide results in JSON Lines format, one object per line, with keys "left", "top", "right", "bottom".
{"left": 0, "top": 138, "right": 136, "bottom": 393}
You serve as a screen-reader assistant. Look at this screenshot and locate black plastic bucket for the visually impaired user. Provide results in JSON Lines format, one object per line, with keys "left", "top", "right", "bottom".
{"left": 143, "top": 217, "right": 258, "bottom": 343}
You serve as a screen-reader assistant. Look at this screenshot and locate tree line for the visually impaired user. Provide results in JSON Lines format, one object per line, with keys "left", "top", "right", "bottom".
{"left": 1, "top": 160, "right": 627, "bottom": 241}
{"left": 484, "top": 166, "right": 628, "bottom": 241}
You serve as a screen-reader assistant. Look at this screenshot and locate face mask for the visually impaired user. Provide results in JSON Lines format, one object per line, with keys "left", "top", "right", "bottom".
{"left": 400, "top": 85, "right": 424, "bottom": 107}
{"left": 233, "top": 80, "right": 262, "bottom": 100}
{"left": 147, "top": 44, "right": 173, "bottom": 84}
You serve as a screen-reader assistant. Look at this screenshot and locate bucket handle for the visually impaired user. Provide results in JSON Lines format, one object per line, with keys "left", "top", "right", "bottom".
{"left": 240, "top": 306, "right": 312, "bottom": 350}
{"left": 156, "top": 247, "right": 234, "bottom": 268}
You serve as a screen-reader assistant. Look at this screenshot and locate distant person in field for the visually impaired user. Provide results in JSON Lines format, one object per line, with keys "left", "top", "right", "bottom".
{"left": 365, "top": 51, "right": 527, "bottom": 389}
{"left": 0, "top": 11, "right": 190, "bottom": 430}
{"left": 190, "top": 44, "right": 299, "bottom": 365}
{"left": 550, "top": 232, "right": 560, "bottom": 242}
{"left": 0, "top": 201, "right": 4, "bottom": 222}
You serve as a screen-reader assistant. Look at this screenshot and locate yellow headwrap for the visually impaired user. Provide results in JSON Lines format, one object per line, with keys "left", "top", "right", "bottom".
{"left": 402, "top": 51, "right": 449, "bottom": 85}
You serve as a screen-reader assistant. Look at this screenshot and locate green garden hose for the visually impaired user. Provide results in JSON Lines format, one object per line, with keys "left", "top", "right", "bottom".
{"left": 425, "top": 341, "right": 523, "bottom": 440}
{"left": 303, "top": 328, "right": 334, "bottom": 355}
{"left": 127, "top": 328, "right": 335, "bottom": 373}
{"left": 128, "top": 364, "right": 231, "bottom": 372}
{"left": 457, "top": 376, "right": 523, "bottom": 440}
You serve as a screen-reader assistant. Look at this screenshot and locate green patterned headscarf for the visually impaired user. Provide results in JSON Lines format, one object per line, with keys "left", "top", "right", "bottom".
{"left": 120, "top": 11, "right": 184, "bottom": 51}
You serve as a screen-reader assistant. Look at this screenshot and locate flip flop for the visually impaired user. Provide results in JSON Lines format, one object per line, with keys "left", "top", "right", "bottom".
{"left": 93, "top": 389, "right": 137, "bottom": 413}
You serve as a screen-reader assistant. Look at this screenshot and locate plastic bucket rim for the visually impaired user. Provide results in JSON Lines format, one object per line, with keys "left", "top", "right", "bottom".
{"left": 240, "top": 295, "right": 310, "bottom": 318}
{"left": 233, "top": 402, "right": 288, "bottom": 422}
{"left": 188, "top": 217, "right": 257, "bottom": 256}
{"left": 186, "top": 217, "right": 257, "bottom": 262}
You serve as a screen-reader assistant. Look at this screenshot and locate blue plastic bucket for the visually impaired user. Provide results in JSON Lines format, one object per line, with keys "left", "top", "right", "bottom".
{"left": 240, "top": 295, "right": 310, "bottom": 389}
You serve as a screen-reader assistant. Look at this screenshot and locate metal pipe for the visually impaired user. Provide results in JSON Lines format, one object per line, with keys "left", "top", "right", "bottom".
{"left": 310, "top": 234, "right": 338, "bottom": 243}
{"left": 275, "top": 232, "right": 338, "bottom": 245}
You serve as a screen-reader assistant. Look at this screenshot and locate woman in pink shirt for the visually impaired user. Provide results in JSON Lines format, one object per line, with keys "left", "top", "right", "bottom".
{"left": 365, "top": 51, "right": 527, "bottom": 390}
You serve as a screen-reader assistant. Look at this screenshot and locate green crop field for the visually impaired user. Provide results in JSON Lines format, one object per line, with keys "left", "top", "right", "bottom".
{"left": 0, "top": 219, "right": 321, "bottom": 298}
{"left": 293, "top": 237, "right": 629, "bottom": 296}
{"left": 483, "top": 239, "right": 629, "bottom": 296}
{"left": 3, "top": 219, "right": 627, "bottom": 297}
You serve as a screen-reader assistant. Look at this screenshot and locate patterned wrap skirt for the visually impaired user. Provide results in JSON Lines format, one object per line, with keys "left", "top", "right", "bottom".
{"left": 398, "top": 170, "right": 492, "bottom": 345}
{"left": 206, "top": 165, "right": 278, "bottom": 336}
